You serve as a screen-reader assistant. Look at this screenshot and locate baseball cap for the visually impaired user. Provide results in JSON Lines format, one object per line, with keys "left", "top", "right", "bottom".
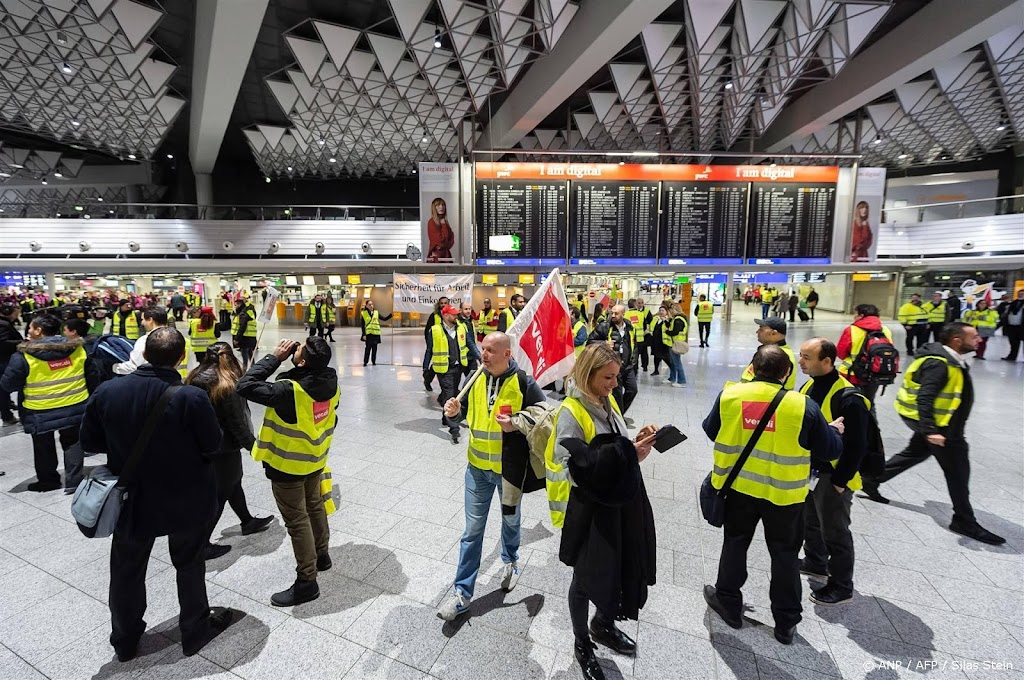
{"left": 442, "top": 305, "right": 461, "bottom": 316}
{"left": 755, "top": 317, "right": 787, "bottom": 334}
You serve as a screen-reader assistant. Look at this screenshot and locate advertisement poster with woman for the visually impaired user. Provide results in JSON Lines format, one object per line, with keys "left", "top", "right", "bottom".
{"left": 418, "top": 162, "right": 460, "bottom": 264}
{"left": 850, "top": 167, "right": 886, "bottom": 262}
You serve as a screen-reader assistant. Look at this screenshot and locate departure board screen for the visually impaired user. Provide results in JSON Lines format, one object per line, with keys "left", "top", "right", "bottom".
{"left": 569, "top": 181, "right": 659, "bottom": 265}
{"left": 476, "top": 180, "right": 567, "bottom": 265}
{"left": 747, "top": 183, "right": 836, "bottom": 264}
{"left": 659, "top": 182, "right": 747, "bottom": 265}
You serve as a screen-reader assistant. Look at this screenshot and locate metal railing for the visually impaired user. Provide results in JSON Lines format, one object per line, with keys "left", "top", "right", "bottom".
{"left": 0, "top": 203, "right": 420, "bottom": 221}
{"left": 882, "top": 194, "right": 1024, "bottom": 223}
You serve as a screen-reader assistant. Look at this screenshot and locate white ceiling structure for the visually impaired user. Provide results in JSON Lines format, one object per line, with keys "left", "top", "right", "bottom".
{"left": 242, "top": 0, "right": 580, "bottom": 178}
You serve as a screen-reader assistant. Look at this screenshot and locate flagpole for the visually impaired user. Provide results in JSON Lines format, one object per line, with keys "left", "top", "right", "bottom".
{"left": 456, "top": 364, "right": 485, "bottom": 402}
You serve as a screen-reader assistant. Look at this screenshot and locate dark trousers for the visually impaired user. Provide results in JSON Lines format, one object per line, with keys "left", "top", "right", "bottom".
{"left": 363, "top": 342, "right": 379, "bottom": 365}
{"left": 789, "top": 308, "right": 797, "bottom": 322}
{"left": 612, "top": 366, "right": 638, "bottom": 415}
{"left": 637, "top": 340, "right": 650, "bottom": 370}
{"left": 802, "top": 472, "right": 855, "bottom": 595}
{"left": 929, "top": 322, "right": 944, "bottom": 343}
{"left": 438, "top": 370, "right": 461, "bottom": 435}
{"left": 308, "top": 324, "right": 325, "bottom": 338}
{"left": 1005, "top": 326, "right": 1023, "bottom": 360}
{"left": 272, "top": 474, "right": 330, "bottom": 582}
{"left": 715, "top": 491, "right": 804, "bottom": 630}
{"left": 173, "top": 308, "right": 185, "bottom": 321}
{"left": 109, "top": 525, "right": 210, "bottom": 654}
{"left": 32, "top": 426, "right": 83, "bottom": 489}
{"left": 809, "top": 306, "right": 815, "bottom": 319}
{"left": 0, "top": 362, "right": 13, "bottom": 420}
{"left": 568, "top": 570, "right": 614, "bottom": 644}
{"left": 903, "top": 325, "right": 929, "bottom": 354}
{"left": 210, "top": 481, "right": 254, "bottom": 541}
{"left": 698, "top": 321, "right": 711, "bottom": 345}
{"left": 880, "top": 430, "right": 974, "bottom": 524}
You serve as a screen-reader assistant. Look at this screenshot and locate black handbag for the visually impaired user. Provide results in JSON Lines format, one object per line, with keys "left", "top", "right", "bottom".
{"left": 700, "top": 388, "right": 788, "bottom": 528}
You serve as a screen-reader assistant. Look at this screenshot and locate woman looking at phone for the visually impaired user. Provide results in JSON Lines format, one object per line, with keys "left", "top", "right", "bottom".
{"left": 545, "top": 343, "right": 658, "bottom": 680}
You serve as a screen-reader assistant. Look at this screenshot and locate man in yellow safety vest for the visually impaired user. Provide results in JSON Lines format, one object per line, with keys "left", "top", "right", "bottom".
{"left": 797, "top": 337, "right": 872, "bottom": 606}
{"left": 497, "top": 294, "right": 525, "bottom": 332}
{"left": 862, "top": 322, "right": 1004, "bottom": 545}
{"left": 431, "top": 305, "right": 469, "bottom": 444}
{"left": 437, "top": 332, "right": 546, "bottom": 621}
{"left": 111, "top": 299, "right": 142, "bottom": 340}
{"left": 702, "top": 345, "right": 843, "bottom": 646}
{"left": 897, "top": 293, "right": 929, "bottom": 356}
{"left": 476, "top": 298, "right": 498, "bottom": 342}
{"left": 740, "top": 317, "right": 797, "bottom": 390}
{"left": 922, "top": 291, "right": 948, "bottom": 343}
{"left": 695, "top": 294, "right": 715, "bottom": 348}
{"left": 237, "top": 335, "right": 340, "bottom": 606}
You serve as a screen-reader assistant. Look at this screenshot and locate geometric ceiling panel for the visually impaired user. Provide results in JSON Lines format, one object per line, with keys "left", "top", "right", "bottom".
{"left": 244, "top": 0, "right": 579, "bottom": 178}
{"left": 0, "top": 0, "right": 183, "bottom": 161}
{"left": 0, "top": 182, "right": 166, "bottom": 218}
{"left": 0, "top": 143, "right": 89, "bottom": 180}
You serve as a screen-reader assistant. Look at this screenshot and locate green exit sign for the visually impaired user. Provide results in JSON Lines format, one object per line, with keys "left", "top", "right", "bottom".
{"left": 676, "top": 276, "right": 690, "bottom": 284}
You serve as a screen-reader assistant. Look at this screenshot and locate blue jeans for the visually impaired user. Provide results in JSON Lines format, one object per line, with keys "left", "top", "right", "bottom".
{"left": 761, "top": 303, "right": 770, "bottom": 319}
{"left": 668, "top": 351, "right": 687, "bottom": 384}
{"left": 454, "top": 464, "right": 521, "bottom": 598}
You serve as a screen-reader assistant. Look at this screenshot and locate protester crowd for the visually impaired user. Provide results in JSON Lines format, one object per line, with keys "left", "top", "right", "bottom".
{"left": 0, "top": 284, "right": 1020, "bottom": 677}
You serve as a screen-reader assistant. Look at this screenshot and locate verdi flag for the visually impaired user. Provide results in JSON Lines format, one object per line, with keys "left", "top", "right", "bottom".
{"left": 507, "top": 269, "right": 575, "bottom": 386}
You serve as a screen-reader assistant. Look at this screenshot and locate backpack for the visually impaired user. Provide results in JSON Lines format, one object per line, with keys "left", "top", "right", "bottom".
{"left": 836, "top": 388, "right": 886, "bottom": 478}
{"left": 91, "top": 334, "right": 135, "bottom": 383}
{"left": 852, "top": 330, "right": 900, "bottom": 385}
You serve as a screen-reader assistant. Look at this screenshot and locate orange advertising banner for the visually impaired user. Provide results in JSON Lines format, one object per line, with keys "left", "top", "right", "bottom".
{"left": 474, "top": 162, "right": 839, "bottom": 184}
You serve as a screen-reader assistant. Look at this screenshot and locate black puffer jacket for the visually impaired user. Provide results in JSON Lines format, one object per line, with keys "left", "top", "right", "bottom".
{"left": 188, "top": 365, "right": 256, "bottom": 453}
{"left": 0, "top": 317, "right": 23, "bottom": 364}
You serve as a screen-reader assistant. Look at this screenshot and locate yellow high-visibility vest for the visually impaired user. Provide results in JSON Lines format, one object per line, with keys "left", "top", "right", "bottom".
{"left": 188, "top": 318, "right": 217, "bottom": 352}
{"left": 430, "top": 323, "right": 468, "bottom": 374}
{"left": 897, "top": 302, "right": 928, "bottom": 325}
{"left": 307, "top": 303, "right": 336, "bottom": 324}
{"left": 252, "top": 381, "right": 340, "bottom": 476}
{"left": 572, "top": 320, "right": 587, "bottom": 357}
{"left": 696, "top": 301, "right": 714, "bottom": 322}
{"left": 544, "top": 395, "right": 621, "bottom": 528}
{"left": 174, "top": 336, "right": 192, "bottom": 379}
{"left": 478, "top": 308, "right": 497, "bottom": 336}
{"left": 114, "top": 311, "right": 140, "bottom": 340}
{"left": 894, "top": 354, "right": 964, "bottom": 428}
{"left": 712, "top": 381, "right": 810, "bottom": 506}
{"left": 661, "top": 316, "right": 687, "bottom": 346}
{"left": 923, "top": 300, "right": 947, "bottom": 323}
{"left": 22, "top": 345, "right": 89, "bottom": 411}
{"left": 741, "top": 344, "right": 797, "bottom": 390}
{"left": 361, "top": 309, "right": 381, "bottom": 335}
{"left": 231, "top": 307, "right": 257, "bottom": 338}
{"left": 799, "top": 375, "right": 866, "bottom": 491}
{"left": 466, "top": 370, "right": 524, "bottom": 474}
{"left": 624, "top": 310, "right": 644, "bottom": 345}
{"left": 964, "top": 309, "right": 997, "bottom": 329}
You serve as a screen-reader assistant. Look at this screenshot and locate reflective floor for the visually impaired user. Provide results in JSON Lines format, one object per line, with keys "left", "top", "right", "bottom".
{"left": 0, "top": 304, "right": 1021, "bottom": 679}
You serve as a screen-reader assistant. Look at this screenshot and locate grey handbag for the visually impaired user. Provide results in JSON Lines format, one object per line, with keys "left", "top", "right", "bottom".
{"left": 71, "top": 385, "right": 181, "bottom": 538}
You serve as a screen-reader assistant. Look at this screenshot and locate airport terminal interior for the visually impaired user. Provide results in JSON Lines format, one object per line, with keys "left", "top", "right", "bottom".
{"left": 1, "top": 0, "right": 1023, "bottom": 678}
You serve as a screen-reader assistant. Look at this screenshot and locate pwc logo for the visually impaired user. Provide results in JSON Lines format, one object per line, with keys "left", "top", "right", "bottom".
{"left": 741, "top": 401, "right": 776, "bottom": 432}
{"left": 47, "top": 357, "right": 73, "bottom": 371}
{"left": 312, "top": 401, "right": 331, "bottom": 425}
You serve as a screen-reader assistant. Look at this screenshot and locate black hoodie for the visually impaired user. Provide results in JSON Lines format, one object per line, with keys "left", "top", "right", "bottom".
{"left": 904, "top": 342, "right": 973, "bottom": 437}
{"left": 236, "top": 353, "right": 339, "bottom": 481}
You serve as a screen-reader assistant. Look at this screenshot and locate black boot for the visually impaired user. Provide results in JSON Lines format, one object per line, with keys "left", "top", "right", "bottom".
{"left": 589, "top": 617, "right": 636, "bottom": 656}
{"left": 859, "top": 478, "right": 890, "bottom": 504}
{"left": 271, "top": 579, "right": 320, "bottom": 607}
{"left": 573, "top": 640, "right": 606, "bottom": 680}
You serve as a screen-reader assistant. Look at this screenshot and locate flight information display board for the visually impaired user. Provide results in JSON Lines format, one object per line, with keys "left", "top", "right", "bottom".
{"left": 475, "top": 180, "right": 567, "bottom": 265}
{"left": 570, "top": 181, "right": 659, "bottom": 265}
{"left": 747, "top": 182, "right": 837, "bottom": 264}
{"left": 659, "top": 182, "right": 747, "bottom": 265}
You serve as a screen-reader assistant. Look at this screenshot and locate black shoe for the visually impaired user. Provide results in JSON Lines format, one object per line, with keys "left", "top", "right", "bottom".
{"left": 27, "top": 480, "right": 61, "bottom": 492}
{"left": 182, "top": 607, "right": 236, "bottom": 656}
{"left": 271, "top": 579, "right": 320, "bottom": 607}
{"left": 240, "top": 516, "right": 273, "bottom": 535}
{"left": 949, "top": 519, "right": 1006, "bottom": 545}
{"left": 114, "top": 642, "right": 139, "bottom": 663}
{"left": 424, "top": 382, "right": 433, "bottom": 392}
{"left": 589, "top": 618, "right": 636, "bottom": 656}
{"left": 650, "top": 371, "right": 659, "bottom": 376}
{"left": 975, "top": 356, "right": 986, "bottom": 360}
{"left": 810, "top": 585, "right": 852, "bottom": 605}
{"left": 1, "top": 417, "right": 17, "bottom": 426}
{"left": 204, "top": 543, "right": 232, "bottom": 560}
{"left": 797, "top": 559, "right": 828, "bottom": 579}
{"left": 450, "top": 432, "right": 459, "bottom": 445}
{"left": 573, "top": 640, "right": 606, "bottom": 680}
{"left": 703, "top": 585, "right": 741, "bottom": 629}
{"left": 859, "top": 478, "right": 890, "bottom": 504}
{"left": 317, "top": 552, "right": 332, "bottom": 572}
{"left": 774, "top": 625, "right": 795, "bottom": 645}
{"left": 363, "top": 362, "right": 368, "bottom": 366}
{"left": 1001, "top": 357, "right": 1016, "bottom": 361}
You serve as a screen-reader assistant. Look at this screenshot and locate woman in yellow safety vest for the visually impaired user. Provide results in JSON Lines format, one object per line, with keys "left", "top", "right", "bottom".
{"left": 544, "top": 343, "right": 658, "bottom": 677}
{"left": 359, "top": 300, "right": 393, "bottom": 366}
{"left": 663, "top": 304, "right": 688, "bottom": 386}
{"left": 591, "top": 303, "right": 605, "bottom": 331}
{"left": 188, "top": 307, "right": 219, "bottom": 363}
{"left": 963, "top": 299, "right": 998, "bottom": 360}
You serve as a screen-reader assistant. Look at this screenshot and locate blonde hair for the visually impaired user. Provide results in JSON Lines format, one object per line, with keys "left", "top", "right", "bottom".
{"left": 569, "top": 343, "right": 621, "bottom": 404}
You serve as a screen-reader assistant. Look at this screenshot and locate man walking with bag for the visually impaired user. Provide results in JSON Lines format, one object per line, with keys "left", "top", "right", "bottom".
{"left": 237, "top": 336, "right": 340, "bottom": 606}
{"left": 701, "top": 345, "right": 842, "bottom": 645}
{"left": 78, "top": 327, "right": 235, "bottom": 661}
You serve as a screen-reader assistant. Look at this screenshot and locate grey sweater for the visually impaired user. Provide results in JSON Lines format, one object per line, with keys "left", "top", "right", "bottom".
{"left": 553, "top": 381, "right": 628, "bottom": 485}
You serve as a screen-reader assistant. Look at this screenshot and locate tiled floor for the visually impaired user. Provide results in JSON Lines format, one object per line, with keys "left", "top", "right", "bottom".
{"left": 1, "top": 305, "right": 1021, "bottom": 679}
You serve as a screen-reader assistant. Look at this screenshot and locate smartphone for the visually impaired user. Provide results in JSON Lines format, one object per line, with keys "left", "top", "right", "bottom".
{"left": 498, "top": 404, "right": 512, "bottom": 417}
{"left": 653, "top": 425, "right": 687, "bottom": 452}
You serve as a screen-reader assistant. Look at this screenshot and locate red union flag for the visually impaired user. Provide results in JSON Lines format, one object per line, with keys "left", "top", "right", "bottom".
{"left": 507, "top": 269, "right": 575, "bottom": 385}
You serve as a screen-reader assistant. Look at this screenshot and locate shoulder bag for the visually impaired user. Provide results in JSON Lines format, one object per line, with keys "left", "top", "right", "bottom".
{"left": 71, "top": 385, "right": 182, "bottom": 538}
{"left": 700, "top": 387, "right": 787, "bottom": 527}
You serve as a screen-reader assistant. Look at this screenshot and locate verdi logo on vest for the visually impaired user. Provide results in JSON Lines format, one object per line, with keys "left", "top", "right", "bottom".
{"left": 312, "top": 401, "right": 331, "bottom": 424}
{"left": 741, "top": 402, "right": 777, "bottom": 432}
{"left": 47, "top": 357, "right": 73, "bottom": 371}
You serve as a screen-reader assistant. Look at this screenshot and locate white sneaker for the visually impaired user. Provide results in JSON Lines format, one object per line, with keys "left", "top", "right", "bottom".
{"left": 663, "top": 379, "right": 673, "bottom": 385}
{"left": 500, "top": 562, "right": 521, "bottom": 592}
{"left": 674, "top": 383, "right": 687, "bottom": 388}
{"left": 437, "top": 592, "right": 471, "bottom": 621}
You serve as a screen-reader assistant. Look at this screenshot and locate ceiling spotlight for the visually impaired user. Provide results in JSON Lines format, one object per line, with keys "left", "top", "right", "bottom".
{"left": 97, "top": 196, "right": 103, "bottom": 201}
{"left": 618, "top": 161, "right": 624, "bottom": 166}
{"left": 328, "top": 157, "right": 336, "bottom": 163}
{"left": 724, "top": 82, "right": 733, "bottom": 90}
{"left": 71, "top": 120, "right": 80, "bottom": 127}
{"left": 41, "top": 179, "right": 48, "bottom": 185}
{"left": 11, "top": 164, "right": 24, "bottom": 168}
{"left": 265, "top": 176, "right": 271, "bottom": 183}
{"left": 872, "top": 138, "right": 882, "bottom": 145}
{"left": 83, "top": 214, "right": 91, "bottom": 220}
{"left": 317, "top": 138, "right": 325, "bottom": 146}
{"left": 898, "top": 153, "right": 908, "bottom": 159}
{"left": 75, "top": 205, "right": 83, "bottom": 211}
{"left": 996, "top": 124, "right": 1006, "bottom": 131}
{"left": 166, "top": 153, "right": 174, "bottom": 159}
{"left": 57, "top": 31, "right": 67, "bottom": 44}
{"left": 421, "top": 136, "right": 428, "bottom": 142}
{"left": 108, "top": 209, "right": 114, "bottom": 214}
{"left": 61, "top": 62, "right": 73, "bottom": 74}
{"left": 412, "top": 169, "right": 417, "bottom": 174}
{"left": 286, "top": 166, "right": 293, "bottom": 172}
{"left": 433, "top": 28, "right": 442, "bottom": 49}
{"left": 127, "top": 153, "right": 136, "bottom": 160}
{"left": 53, "top": 172, "right": 63, "bottom": 178}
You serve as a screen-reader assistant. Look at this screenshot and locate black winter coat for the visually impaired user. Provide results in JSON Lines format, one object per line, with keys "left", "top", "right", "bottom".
{"left": 189, "top": 366, "right": 256, "bottom": 494}
{"left": 79, "top": 366, "right": 223, "bottom": 538}
{"left": 0, "top": 318, "right": 22, "bottom": 364}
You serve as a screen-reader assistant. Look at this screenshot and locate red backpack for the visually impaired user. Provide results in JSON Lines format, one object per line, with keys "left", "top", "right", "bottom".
{"left": 852, "top": 331, "right": 900, "bottom": 386}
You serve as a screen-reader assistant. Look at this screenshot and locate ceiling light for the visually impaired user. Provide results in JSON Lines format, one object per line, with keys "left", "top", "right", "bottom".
{"left": 421, "top": 136, "right": 428, "bottom": 142}
{"left": 57, "top": 31, "right": 67, "bottom": 44}
{"left": 317, "top": 138, "right": 325, "bottom": 146}
{"left": 724, "top": 82, "right": 733, "bottom": 90}
{"left": 328, "top": 157, "right": 336, "bottom": 163}
{"left": 286, "top": 166, "right": 293, "bottom": 172}
{"left": 166, "top": 153, "right": 174, "bottom": 159}
{"left": 630, "top": 151, "right": 659, "bottom": 157}
{"left": 996, "top": 124, "right": 1006, "bottom": 131}
{"left": 127, "top": 153, "right": 136, "bottom": 160}
{"left": 55, "top": 213, "right": 60, "bottom": 217}
{"left": 412, "top": 169, "right": 417, "bottom": 174}
{"left": 108, "top": 210, "right": 114, "bottom": 214}
{"left": 433, "top": 28, "right": 442, "bottom": 49}
{"left": 70, "top": 120, "right": 80, "bottom": 127}
{"left": 0, "top": 172, "right": 10, "bottom": 177}
{"left": 11, "top": 164, "right": 24, "bottom": 168}
{"left": 41, "top": 179, "right": 47, "bottom": 185}
{"left": 898, "top": 154, "right": 907, "bottom": 159}
{"left": 0, "top": 208, "right": 4, "bottom": 212}
{"left": 265, "top": 176, "right": 271, "bottom": 183}
{"left": 83, "top": 214, "right": 91, "bottom": 220}
{"left": 75, "top": 205, "right": 83, "bottom": 211}
{"left": 97, "top": 197, "right": 103, "bottom": 201}
{"left": 872, "top": 138, "right": 882, "bottom": 145}
{"left": 53, "top": 172, "right": 63, "bottom": 178}
{"left": 618, "top": 161, "right": 624, "bottom": 166}
{"left": 61, "top": 62, "right": 73, "bottom": 74}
